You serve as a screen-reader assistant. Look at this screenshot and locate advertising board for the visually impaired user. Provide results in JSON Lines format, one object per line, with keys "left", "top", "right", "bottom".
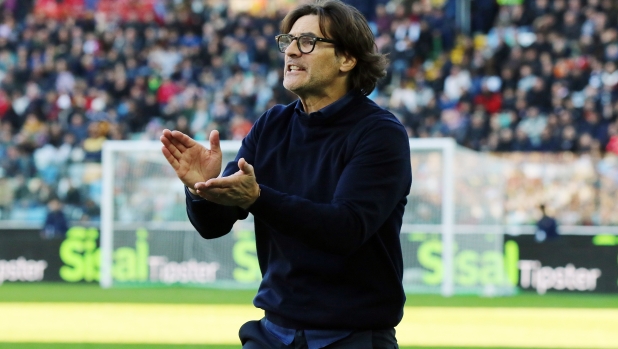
{"left": 505, "top": 235, "right": 618, "bottom": 294}
{"left": 2, "top": 227, "right": 617, "bottom": 294}
{"left": 0, "top": 229, "right": 62, "bottom": 284}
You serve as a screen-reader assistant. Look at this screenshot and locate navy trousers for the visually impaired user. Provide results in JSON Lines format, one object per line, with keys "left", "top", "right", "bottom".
{"left": 239, "top": 319, "right": 399, "bottom": 349}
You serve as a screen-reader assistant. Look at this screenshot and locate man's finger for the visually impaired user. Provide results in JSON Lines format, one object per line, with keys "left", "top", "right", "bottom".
{"left": 160, "top": 146, "right": 180, "bottom": 170}
{"left": 171, "top": 130, "right": 195, "bottom": 149}
{"left": 197, "top": 188, "right": 227, "bottom": 203}
{"left": 169, "top": 137, "right": 187, "bottom": 152}
{"left": 209, "top": 130, "right": 221, "bottom": 153}
{"left": 160, "top": 135, "right": 183, "bottom": 160}
{"left": 197, "top": 178, "right": 231, "bottom": 190}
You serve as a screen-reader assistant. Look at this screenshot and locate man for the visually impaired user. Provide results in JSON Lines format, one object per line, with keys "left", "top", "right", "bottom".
{"left": 535, "top": 204, "right": 559, "bottom": 243}
{"left": 41, "top": 198, "right": 69, "bottom": 239}
{"left": 160, "top": 1, "right": 412, "bottom": 347}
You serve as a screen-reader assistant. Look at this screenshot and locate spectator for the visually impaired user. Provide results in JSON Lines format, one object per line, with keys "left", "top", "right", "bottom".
{"left": 41, "top": 198, "right": 69, "bottom": 239}
{"left": 389, "top": 79, "right": 417, "bottom": 115}
{"left": 579, "top": 110, "right": 610, "bottom": 146}
{"left": 60, "top": 178, "right": 82, "bottom": 207}
{"left": 81, "top": 198, "right": 100, "bottom": 222}
{"left": 68, "top": 112, "right": 89, "bottom": 143}
{"left": 82, "top": 122, "right": 106, "bottom": 162}
{"left": 496, "top": 127, "right": 514, "bottom": 152}
{"left": 443, "top": 65, "right": 471, "bottom": 102}
{"left": 517, "top": 107, "right": 547, "bottom": 147}
{"left": 465, "top": 110, "right": 488, "bottom": 150}
{"left": 534, "top": 204, "right": 559, "bottom": 242}
{"left": 373, "top": 3, "right": 392, "bottom": 35}
{"left": 606, "top": 122, "right": 618, "bottom": 155}
{"left": 559, "top": 125, "right": 578, "bottom": 152}
{"left": 1, "top": 145, "right": 36, "bottom": 178}
{"left": 512, "top": 128, "right": 533, "bottom": 151}
{"left": 473, "top": 78, "right": 502, "bottom": 114}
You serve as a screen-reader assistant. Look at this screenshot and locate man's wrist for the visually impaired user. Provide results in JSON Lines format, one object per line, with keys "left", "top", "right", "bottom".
{"left": 241, "top": 186, "right": 261, "bottom": 210}
{"left": 186, "top": 186, "right": 202, "bottom": 200}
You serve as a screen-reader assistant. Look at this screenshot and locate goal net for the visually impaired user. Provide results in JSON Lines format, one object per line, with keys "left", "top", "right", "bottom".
{"left": 101, "top": 138, "right": 514, "bottom": 296}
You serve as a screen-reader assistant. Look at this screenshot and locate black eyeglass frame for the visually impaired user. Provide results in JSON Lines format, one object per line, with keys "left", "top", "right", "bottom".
{"left": 275, "top": 34, "right": 337, "bottom": 54}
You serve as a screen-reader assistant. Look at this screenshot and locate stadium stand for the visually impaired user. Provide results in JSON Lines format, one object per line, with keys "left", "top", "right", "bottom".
{"left": 0, "top": 0, "right": 617, "bottom": 225}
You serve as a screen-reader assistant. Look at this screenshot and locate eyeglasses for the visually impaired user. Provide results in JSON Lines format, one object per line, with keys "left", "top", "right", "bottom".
{"left": 275, "top": 34, "right": 337, "bottom": 54}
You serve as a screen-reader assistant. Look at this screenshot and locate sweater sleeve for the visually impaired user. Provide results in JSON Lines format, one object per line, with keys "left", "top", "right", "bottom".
{"left": 185, "top": 186, "right": 249, "bottom": 239}
{"left": 247, "top": 119, "right": 412, "bottom": 256}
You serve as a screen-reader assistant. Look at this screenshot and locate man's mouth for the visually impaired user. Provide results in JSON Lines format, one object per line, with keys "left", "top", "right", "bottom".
{"left": 287, "top": 65, "right": 306, "bottom": 72}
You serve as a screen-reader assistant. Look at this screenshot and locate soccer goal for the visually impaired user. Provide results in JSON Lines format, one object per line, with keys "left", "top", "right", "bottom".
{"left": 100, "top": 138, "right": 514, "bottom": 296}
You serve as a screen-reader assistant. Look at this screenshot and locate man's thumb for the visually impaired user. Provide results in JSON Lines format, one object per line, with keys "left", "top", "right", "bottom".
{"left": 238, "top": 158, "right": 255, "bottom": 176}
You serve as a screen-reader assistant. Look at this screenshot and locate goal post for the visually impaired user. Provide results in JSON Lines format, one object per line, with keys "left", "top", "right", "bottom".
{"left": 100, "top": 138, "right": 514, "bottom": 296}
{"left": 402, "top": 138, "right": 513, "bottom": 296}
{"left": 406, "top": 138, "right": 456, "bottom": 297}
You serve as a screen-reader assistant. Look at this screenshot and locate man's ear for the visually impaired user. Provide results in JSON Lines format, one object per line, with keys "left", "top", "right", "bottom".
{"left": 339, "top": 53, "right": 357, "bottom": 73}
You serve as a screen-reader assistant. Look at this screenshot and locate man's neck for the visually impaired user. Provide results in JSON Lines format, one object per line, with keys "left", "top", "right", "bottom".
{"left": 299, "top": 89, "right": 350, "bottom": 114}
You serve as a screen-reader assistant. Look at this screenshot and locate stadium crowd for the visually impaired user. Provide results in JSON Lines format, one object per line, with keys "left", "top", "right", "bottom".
{"left": 0, "top": 0, "right": 617, "bottom": 225}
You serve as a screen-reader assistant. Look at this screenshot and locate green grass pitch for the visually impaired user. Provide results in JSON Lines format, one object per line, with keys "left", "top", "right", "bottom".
{"left": 1, "top": 283, "right": 617, "bottom": 349}
{"left": 3, "top": 283, "right": 618, "bottom": 308}
{"left": 0, "top": 345, "right": 581, "bottom": 349}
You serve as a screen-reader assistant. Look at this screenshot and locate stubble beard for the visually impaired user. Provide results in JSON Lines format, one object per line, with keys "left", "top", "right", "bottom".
{"left": 284, "top": 76, "right": 308, "bottom": 98}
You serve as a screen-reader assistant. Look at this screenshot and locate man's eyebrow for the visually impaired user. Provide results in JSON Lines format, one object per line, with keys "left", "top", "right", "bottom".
{"left": 289, "top": 31, "right": 319, "bottom": 37}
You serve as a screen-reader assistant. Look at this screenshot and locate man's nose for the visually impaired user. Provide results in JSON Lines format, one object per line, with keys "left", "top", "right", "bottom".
{"left": 285, "top": 39, "right": 301, "bottom": 56}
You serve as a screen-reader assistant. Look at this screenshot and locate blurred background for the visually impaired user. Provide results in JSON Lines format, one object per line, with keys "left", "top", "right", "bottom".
{"left": 0, "top": 0, "right": 617, "bottom": 227}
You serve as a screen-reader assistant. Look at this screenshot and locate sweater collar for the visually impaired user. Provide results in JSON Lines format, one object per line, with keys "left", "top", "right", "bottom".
{"left": 294, "top": 90, "right": 359, "bottom": 125}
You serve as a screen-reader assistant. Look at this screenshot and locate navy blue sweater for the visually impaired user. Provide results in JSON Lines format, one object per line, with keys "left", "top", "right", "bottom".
{"left": 186, "top": 92, "right": 412, "bottom": 330}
